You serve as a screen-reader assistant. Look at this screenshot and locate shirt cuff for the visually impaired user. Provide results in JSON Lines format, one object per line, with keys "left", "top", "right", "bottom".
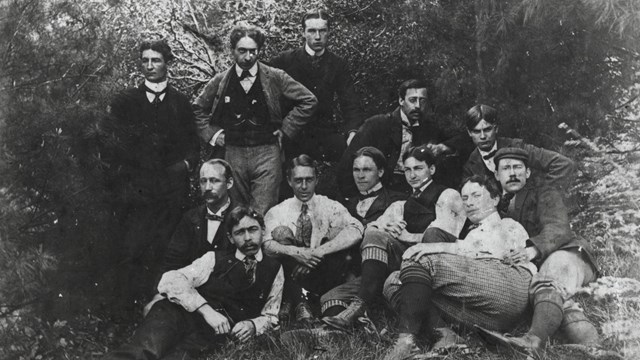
{"left": 209, "top": 129, "right": 224, "bottom": 146}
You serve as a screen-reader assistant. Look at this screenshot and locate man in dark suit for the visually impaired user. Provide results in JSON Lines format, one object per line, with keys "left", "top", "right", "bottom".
{"left": 477, "top": 148, "right": 607, "bottom": 357}
{"left": 270, "top": 9, "right": 364, "bottom": 163}
{"left": 462, "top": 104, "right": 575, "bottom": 190}
{"left": 104, "top": 39, "right": 199, "bottom": 312}
{"left": 192, "top": 23, "right": 317, "bottom": 215}
{"left": 337, "top": 79, "right": 474, "bottom": 198}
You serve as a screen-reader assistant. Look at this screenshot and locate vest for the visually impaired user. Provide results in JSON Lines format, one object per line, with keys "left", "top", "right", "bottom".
{"left": 197, "top": 252, "right": 281, "bottom": 323}
{"left": 403, "top": 182, "right": 447, "bottom": 233}
{"left": 219, "top": 71, "right": 273, "bottom": 146}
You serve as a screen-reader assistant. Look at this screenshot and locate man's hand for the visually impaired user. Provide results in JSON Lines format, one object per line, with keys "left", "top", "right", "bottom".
{"left": 290, "top": 247, "right": 323, "bottom": 268}
{"left": 273, "top": 129, "right": 284, "bottom": 148}
{"left": 231, "top": 320, "right": 256, "bottom": 342}
{"left": 402, "top": 243, "right": 435, "bottom": 261}
{"left": 346, "top": 132, "right": 356, "bottom": 146}
{"left": 425, "top": 143, "right": 451, "bottom": 157}
{"left": 215, "top": 133, "right": 225, "bottom": 147}
{"left": 502, "top": 247, "right": 539, "bottom": 265}
{"left": 198, "top": 305, "right": 231, "bottom": 334}
{"left": 381, "top": 220, "right": 407, "bottom": 238}
{"left": 291, "top": 264, "right": 312, "bottom": 280}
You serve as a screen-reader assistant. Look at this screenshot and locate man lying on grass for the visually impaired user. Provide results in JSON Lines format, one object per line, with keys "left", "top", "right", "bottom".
{"left": 381, "top": 175, "right": 536, "bottom": 359}
{"left": 104, "top": 206, "right": 283, "bottom": 360}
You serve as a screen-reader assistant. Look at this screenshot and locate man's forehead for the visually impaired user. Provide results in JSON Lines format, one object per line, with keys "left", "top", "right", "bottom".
{"left": 304, "top": 18, "right": 329, "bottom": 30}
{"left": 236, "top": 37, "right": 258, "bottom": 49}
{"left": 141, "top": 49, "right": 164, "bottom": 60}
{"left": 405, "top": 88, "right": 427, "bottom": 97}
{"left": 461, "top": 182, "right": 487, "bottom": 195}
{"left": 233, "top": 216, "right": 260, "bottom": 229}
{"left": 472, "top": 119, "right": 495, "bottom": 130}
{"left": 498, "top": 158, "right": 526, "bottom": 167}
{"left": 200, "top": 163, "right": 225, "bottom": 177}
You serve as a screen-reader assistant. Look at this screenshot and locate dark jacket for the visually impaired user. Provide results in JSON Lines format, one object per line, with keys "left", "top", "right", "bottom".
{"left": 337, "top": 107, "right": 474, "bottom": 196}
{"left": 269, "top": 47, "right": 364, "bottom": 133}
{"left": 504, "top": 180, "right": 596, "bottom": 270}
{"left": 161, "top": 204, "right": 236, "bottom": 275}
{"left": 344, "top": 187, "right": 407, "bottom": 225}
{"left": 463, "top": 137, "right": 576, "bottom": 190}
{"left": 192, "top": 62, "right": 317, "bottom": 143}
{"left": 105, "top": 85, "right": 199, "bottom": 203}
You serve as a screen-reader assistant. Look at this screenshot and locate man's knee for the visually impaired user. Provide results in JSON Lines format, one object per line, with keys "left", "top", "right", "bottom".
{"left": 361, "top": 229, "right": 395, "bottom": 251}
{"left": 531, "top": 250, "right": 594, "bottom": 298}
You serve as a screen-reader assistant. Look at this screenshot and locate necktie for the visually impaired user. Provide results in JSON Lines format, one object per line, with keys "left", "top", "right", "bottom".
{"left": 411, "top": 189, "right": 422, "bottom": 198}
{"left": 243, "top": 255, "right": 257, "bottom": 285}
{"left": 296, "top": 203, "right": 312, "bottom": 247}
{"left": 144, "top": 85, "right": 167, "bottom": 106}
{"left": 206, "top": 210, "right": 226, "bottom": 221}
{"left": 239, "top": 70, "right": 252, "bottom": 80}
{"left": 498, "top": 192, "right": 516, "bottom": 213}
{"left": 482, "top": 149, "right": 498, "bottom": 161}
{"left": 359, "top": 188, "right": 383, "bottom": 201}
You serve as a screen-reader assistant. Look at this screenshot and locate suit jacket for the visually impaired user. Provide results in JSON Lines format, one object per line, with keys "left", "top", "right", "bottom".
{"left": 269, "top": 47, "right": 364, "bottom": 133}
{"left": 161, "top": 203, "right": 236, "bottom": 275}
{"left": 463, "top": 137, "right": 576, "bottom": 190}
{"left": 337, "top": 107, "right": 473, "bottom": 196}
{"left": 344, "top": 187, "right": 407, "bottom": 225}
{"left": 504, "top": 180, "right": 596, "bottom": 269}
{"left": 192, "top": 62, "right": 317, "bottom": 143}
{"left": 105, "top": 84, "right": 199, "bottom": 203}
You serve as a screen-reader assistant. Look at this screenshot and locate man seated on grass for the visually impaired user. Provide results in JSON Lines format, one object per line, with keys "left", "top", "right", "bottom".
{"left": 321, "top": 145, "right": 462, "bottom": 331}
{"left": 263, "top": 154, "right": 363, "bottom": 323}
{"left": 104, "top": 206, "right": 284, "bottom": 360}
{"left": 381, "top": 175, "right": 536, "bottom": 360}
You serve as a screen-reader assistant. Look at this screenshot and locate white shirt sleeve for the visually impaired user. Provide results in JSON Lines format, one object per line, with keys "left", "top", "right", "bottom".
{"left": 157, "top": 252, "right": 217, "bottom": 312}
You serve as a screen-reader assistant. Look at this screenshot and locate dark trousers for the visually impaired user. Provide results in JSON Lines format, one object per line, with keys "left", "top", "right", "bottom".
{"left": 105, "top": 300, "right": 225, "bottom": 360}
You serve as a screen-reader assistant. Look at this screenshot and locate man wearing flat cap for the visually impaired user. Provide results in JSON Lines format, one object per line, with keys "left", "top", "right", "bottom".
{"left": 476, "top": 148, "right": 608, "bottom": 357}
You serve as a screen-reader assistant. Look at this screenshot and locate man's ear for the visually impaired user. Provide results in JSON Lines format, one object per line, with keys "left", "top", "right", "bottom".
{"left": 525, "top": 167, "right": 531, "bottom": 179}
{"left": 226, "top": 177, "right": 234, "bottom": 190}
{"left": 429, "top": 164, "right": 436, "bottom": 176}
{"left": 378, "top": 168, "right": 385, "bottom": 179}
{"left": 226, "top": 232, "right": 234, "bottom": 244}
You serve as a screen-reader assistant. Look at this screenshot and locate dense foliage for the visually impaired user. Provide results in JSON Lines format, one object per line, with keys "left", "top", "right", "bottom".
{"left": 0, "top": 0, "right": 639, "bottom": 358}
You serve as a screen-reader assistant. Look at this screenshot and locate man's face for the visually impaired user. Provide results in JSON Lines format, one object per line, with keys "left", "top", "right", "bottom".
{"left": 468, "top": 119, "right": 498, "bottom": 152}
{"left": 353, "top": 155, "right": 383, "bottom": 193}
{"left": 229, "top": 216, "right": 263, "bottom": 257}
{"left": 403, "top": 157, "right": 435, "bottom": 190}
{"left": 287, "top": 166, "right": 317, "bottom": 203}
{"left": 495, "top": 158, "right": 530, "bottom": 193}
{"left": 141, "top": 49, "right": 168, "bottom": 83}
{"left": 461, "top": 181, "right": 499, "bottom": 224}
{"left": 199, "top": 163, "right": 232, "bottom": 208}
{"left": 303, "top": 18, "right": 329, "bottom": 53}
{"left": 233, "top": 37, "right": 260, "bottom": 70}
{"left": 399, "top": 88, "right": 428, "bottom": 123}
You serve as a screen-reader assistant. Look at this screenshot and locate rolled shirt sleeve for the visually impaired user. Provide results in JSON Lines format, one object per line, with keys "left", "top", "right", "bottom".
{"left": 157, "top": 251, "right": 217, "bottom": 312}
{"left": 249, "top": 266, "right": 284, "bottom": 335}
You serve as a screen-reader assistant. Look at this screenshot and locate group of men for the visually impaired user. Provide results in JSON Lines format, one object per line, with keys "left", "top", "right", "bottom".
{"left": 102, "top": 8, "right": 613, "bottom": 360}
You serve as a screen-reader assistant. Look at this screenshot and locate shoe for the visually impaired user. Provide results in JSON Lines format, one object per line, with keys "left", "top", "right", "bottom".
{"left": 321, "top": 296, "right": 366, "bottom": 332}
{"left": 279, "top": 301, "right": 292, "bottom": 322}
{"left": 294, "top": 301, "right": 314, "bottom": 324}
{"left": 382, "top": 333, "right": 420, "bottom": 360}
{"left": 475, "top": 325, "right": 541, "bottom": 356}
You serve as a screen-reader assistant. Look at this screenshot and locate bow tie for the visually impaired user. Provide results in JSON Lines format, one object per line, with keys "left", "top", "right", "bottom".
{"left": 358, "top": 188, "right": 382, "bottom": 201}
{"left": 482, "top": 150, "right": 498, "bottom": 161}
{"left": 206, "top": 213, "right": 224, "bottom": 221}
{"left": 239, "top": 70, "right": 252, "bottom": 80}
{"left": 144, "top": 85, "right": 167, "bottom": 105}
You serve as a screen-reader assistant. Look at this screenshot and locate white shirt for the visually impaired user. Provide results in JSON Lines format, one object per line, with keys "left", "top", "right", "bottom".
{"left": 235, "top": 63, "right": 258, "bottom": 93}
{"left": 478, "top": 142, "right": 498, "bottom": 174}
{"left": 305, "top": 43, "right": 325, "bottom": 57}
{"left": 206, "top": 199, "right": 230, "bottom": 244}
{"left": 356, "top": 182, "right": 383, "bottom": 219}
{"left": 144, "top": 79, "right": 167, "bottom": 103}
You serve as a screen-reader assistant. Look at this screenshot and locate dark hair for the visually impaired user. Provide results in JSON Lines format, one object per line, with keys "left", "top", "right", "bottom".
{"left": 200, "top": 158, "right": 233, "bottom": 181}
{"left": 286, "top": 154, "right": 317, "bottom": 178}
{"left": 229, "top": 23, "right": 266, "bottom": 50}
{"left": 353, "top": 146, "right": 387, "bottom": 172}
{"left": 301, "top": 9, "right": 331, "bottom": 29}
{"left": 465, "top": 104, "right": 498, "bottom": 130}
{"left": 461, "top": 174, "right": 501, "bottom": 199}
{"left": 402, "top": 145, "right": 436, "bottom": 167}
{"left": 226, "top": 205, "right": 264, "bottom": 234}
{"left": 398, "top": 79, "right": 428, "bottom": 99}
{"left": 139, "top": 39, "right": 174, "bottom": 62}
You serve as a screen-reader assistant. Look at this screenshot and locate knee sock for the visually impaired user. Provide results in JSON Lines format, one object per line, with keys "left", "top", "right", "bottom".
{"left": 322, "top": 305, "right": 346, "bottom": 317}
{"left": 529, "top": 289, "right": 564, "bottom": 341}
{"left": 397, "top": 264, "right": 433, "bottom": 335}
{"left": 358, "top": 259, "right": 388, "bottom": 305}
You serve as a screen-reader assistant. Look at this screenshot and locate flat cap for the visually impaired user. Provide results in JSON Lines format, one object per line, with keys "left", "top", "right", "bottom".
{"left": 493, "top": 147, "right": 529, "bottom": 167}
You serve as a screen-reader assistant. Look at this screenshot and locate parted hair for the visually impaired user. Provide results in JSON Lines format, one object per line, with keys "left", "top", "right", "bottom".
{"left": 226, "top": 205, "right": 265, "bottom": 234}
{"left": 461, "top": 174, "right": 501, "bottom": 199}
{"left": 402, "top": 145, "right": 437, "bottom": 167}
{"left": 354, "top": 146, "right": 387, "bottom": 172}
{"left": 286, "top": 154, "right": 318, "bottom": 178}
{"left": 465, "top": 104, "right": 498, "bottom": 130}
{"left": 229, "top": 23, "right": 266, "bottom": 50}
{"left": 301, "top": 9, "right": 331, "bottom": 29}
{"left": 139, "top": 39, "right": 174, "bottom": 62}
{"left": 200, "top": 158, "right": 233, "bottom": 181}
{"left": 398, "top": 79, "right": 428, "bottom": 99}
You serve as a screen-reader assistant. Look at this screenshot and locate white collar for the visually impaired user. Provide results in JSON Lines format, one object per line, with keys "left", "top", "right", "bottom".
{"left": 399, "top": 109, "right": 419, "bottom": 127}
{"left": 360, "top": 182, "right": 383, "bottom": 196}
{"left": 475, "top": 210, "right": 501, "bottom": 226}
{"left": 235, "top": 63, "right": 258, "bottom": 78}
{"left": 305, "top": 43, "right": 325, "bottom": 57}
{"left": 415, "top": 179, "right": 433, "bottom": 194}
{"left": 235, "top": 248, "right": 264, "bottom": 262}
{"left": 145, "top": 79, "right": 167, "bottom": 92}
{"left": 478, "top": 142, "right": 498, "bottom": 157}
{"left": 206, "top": 198, "right": 231, "bottom": 216}
{"left": 292, "top": 194, "right": 316, "bottom": 209}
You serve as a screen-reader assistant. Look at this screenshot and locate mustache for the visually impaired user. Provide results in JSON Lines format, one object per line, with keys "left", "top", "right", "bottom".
{"left": 506, "top": 177, "right": 521, "bottom": 184}
{"left": 203, "top": 190, "right": 217, "bottom": 198}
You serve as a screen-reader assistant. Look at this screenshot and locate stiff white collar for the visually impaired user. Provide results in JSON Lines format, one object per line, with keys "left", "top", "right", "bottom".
{"left": 235, "top": 63, "right": 258, "bottom": 77}
{"left": 235, "top": 248, "right": 264, "bottom": 262}
{"left": 360, "top": 182, "right": 383, "bottom": 196}
{"left": 145, "top": 79, "right": 167, "bottom": 92}
{"left": 305, "top": 43, "right": 325, "bottom": 57}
